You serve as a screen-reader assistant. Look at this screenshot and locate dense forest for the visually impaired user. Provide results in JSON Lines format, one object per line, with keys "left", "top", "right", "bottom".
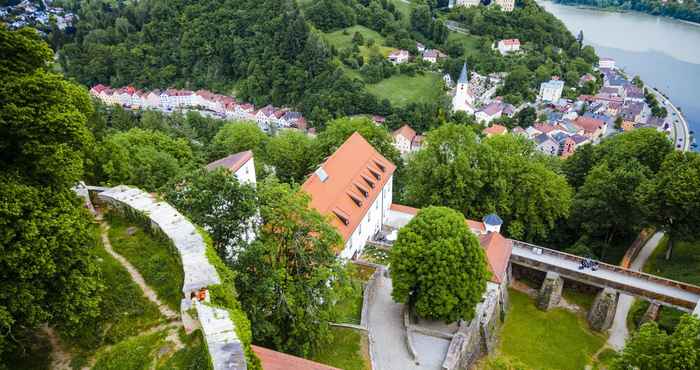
{"left": 554, "top": 0, "right": 700, "bottom": 24}
{"left": 59, "top": 0, "right": 383, "bottom": 126}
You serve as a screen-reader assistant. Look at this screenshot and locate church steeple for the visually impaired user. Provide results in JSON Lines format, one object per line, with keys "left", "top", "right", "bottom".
{"left": 457, "top": 62, "right": 469, "bottom": 85}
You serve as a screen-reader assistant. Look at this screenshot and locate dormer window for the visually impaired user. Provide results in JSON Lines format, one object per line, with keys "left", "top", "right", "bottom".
{"left": 361, "top": 174, "right": 375, "bottom": 188}
{"left": 368, "top": 167, "right": 381, "bottom": 181}
{"left": 347, "top": 192, "right": 363, "bottom": 207}
{"left": 353, "top": 182, "right": 369, "bottom": 198}
{"left": 332, "top": 207, "right": 350, "bottom": 225}
{"left": 373, "top": 159, "right": 386, "bottom": 172}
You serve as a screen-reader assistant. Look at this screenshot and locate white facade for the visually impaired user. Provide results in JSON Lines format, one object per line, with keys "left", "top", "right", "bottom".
{"left": 494, "top": 0, "right": 515, "bottom": 11}
{"left": 539, "top": 80, "right": 565, "bottom": 102}
{"left": 598, "top": 58, "right": 616, "bottom": 69}
{"left": 394, "top": 134, "right": 412, "bottom": 156}
{"left": 340, "top": 175, "right": 393, "bottom": 259}
{"left": 452, "top": 63, "right": 476, "bottom": 114}
{"left": 497, "top": 39, "right": 520, "bottom": 55}
{"left": 233, "top": 157, "right": 256, "bottom": 186}
{"left": 451, "top": 0, "right": 480, "bottom": 8}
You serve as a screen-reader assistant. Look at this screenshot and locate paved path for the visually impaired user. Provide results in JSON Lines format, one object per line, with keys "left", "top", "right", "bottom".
{"left": 607, "top": 232, "right": 664, "bottom": 350}
{"left": 368, "top": 273, "right": 442, "bottom": 370}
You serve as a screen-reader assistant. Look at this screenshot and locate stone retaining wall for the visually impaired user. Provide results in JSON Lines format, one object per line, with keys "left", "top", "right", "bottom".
{"left": 98, "top": 185, "right": 247, "bottom": 370}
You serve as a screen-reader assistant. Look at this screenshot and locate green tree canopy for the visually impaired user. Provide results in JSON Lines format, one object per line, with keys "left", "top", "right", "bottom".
{"left": 0, "top": 26, "right": 102, "bottom": 359}
{"left": 233, "top": 178, "right": 346, "bottom": 356}
{"left": 208, "top": 121, "right": 268, "bottom": 162}
{"left": 390, "top": 206, "right": 488, "bottom": 322}
{"left": 404, "top": 124, "right": 572, "bottom": 241}
{"left": 612, "top": 315, "right": 700, "bottom": 369}
{"left": 312, "top": 116, "right": 401, "bottom": 166}
{"left": 264, "top": 130, "right": 315, "bottom": 183}
{"left": 95, "top": 128, "right": 195, "bottom": 191}
{"left": 163, "top": 168, "right": 258, "bottom": 260}
{"left": 637, "top": 151, "right": 700, "bottom": 259}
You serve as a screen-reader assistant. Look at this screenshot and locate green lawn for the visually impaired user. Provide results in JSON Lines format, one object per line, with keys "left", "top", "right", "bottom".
{"left": 64, "top": 224, "right": 164, "bottom": 368}
{"left": 486, "top": 289, "right": 607, "bottom": 370}
{"left": 447, "top": 32, "right": 482, "bottom": 57}
{"left": 366, "top": 72, "right": 444, "bottom": 107}
{"left": 107, "top": 212, "right": 185, "bottom": 311}
{"left": 644, "top": 236, "right": 700, "bottom": 285}
{"left": 311, "top": 327, "right": 370, "bottom": 370}
{"left": 323, "top": 25, "right": 394, "bottom": 61}
{"left": 562, "top": 287, "right": 596, "bottom": 312}
{"left": 387, "top": 0, "right": 415, "bottom": 26}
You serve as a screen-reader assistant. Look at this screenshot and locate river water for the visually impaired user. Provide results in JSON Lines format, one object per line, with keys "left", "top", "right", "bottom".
{"left": 538, "top": 1, "right": 700, "bottom": 145}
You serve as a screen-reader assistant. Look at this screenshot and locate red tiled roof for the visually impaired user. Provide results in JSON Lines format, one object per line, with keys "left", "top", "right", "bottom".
{"left": 483, "top": 124, "right": 507, "bottom": 135}
{"left": 302, "top": 133, "right": 397, "bottom": 245}
{"left": 533, "top": 123, "right": 555, "bottom": 134}
{"left": 252, "top": 345, "right": 340, "bottom": 370}
{"left": 500, "top": 38, "right": 520, "bottom": 46}
{"left": 390, "top": 203, "right": 419, "bottom": 215}
{"left": 393, "top": 124, "right": 416, "bottom": 142}
{"left": 479, "top": 232, "right": 513, "bottom": 284}
{"left": 206, "top": 150, "right": 253, "bottom": 174}
{"left": 574, "top": 116, "right": 605, "bottom": 134}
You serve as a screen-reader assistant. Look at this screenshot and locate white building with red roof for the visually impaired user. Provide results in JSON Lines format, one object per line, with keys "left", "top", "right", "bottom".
{"left": 388, "top": 49, "right": 410, "bottom": 64}
{"left": 497, "top": 39, "right": 520, "bottom": 55}
{"left": 206, "top": 150, "right": 256, "bottom": 186}
{"left": 392, "top": 124, "right": 423, "bottom": 155}
{"left": 302, "top": 132, "right": 396, "bottom": 259}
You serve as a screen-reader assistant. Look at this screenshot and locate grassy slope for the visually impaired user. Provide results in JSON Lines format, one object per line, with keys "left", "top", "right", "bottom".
{"left": 158, "top": 330, "right": 213, "bottom": 370}
{"left": 64, "top": 225, "right": 164, "bottom": 368}
{"left": 366, "top": 72, "right": 443, "bottom": 107}
{"left": 644, "top": 235, "right": 700, "bottom": 285}
{"left": 311, "top": 327, "right": 370, "bottom": 370}
{"left": 92, "top": 330, "right": 167, "bottom": 370}
{"left": 107, "top": 213, "right": 185, "bottom": 311}
{"left": 323, "top": 25, "right": 395, "bottom": 60}
{"left": 447, "top": 32, "right": 482, "bottom": 57}
{"left": 487, "top": 289, "right": 606, "bottom": 370}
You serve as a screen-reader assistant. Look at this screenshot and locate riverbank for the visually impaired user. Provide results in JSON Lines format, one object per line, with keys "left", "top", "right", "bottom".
{"left": 547, "top": 1, "right": 700, "bottom": 27}
{"left": 648, "top": 85, "right": 691, "bottom": 151}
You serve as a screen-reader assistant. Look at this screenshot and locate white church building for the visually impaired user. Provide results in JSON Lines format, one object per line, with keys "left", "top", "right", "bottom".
{"left": 452, "top": 62, "right": 476, "bottom": 114}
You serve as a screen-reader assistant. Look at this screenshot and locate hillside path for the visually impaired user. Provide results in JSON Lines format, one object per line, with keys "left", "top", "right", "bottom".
{"left": 99, "top": 222, "right": 179, "bottom": 320}
{"left": 607, "top": 232, "right": 664, "bottom": 350}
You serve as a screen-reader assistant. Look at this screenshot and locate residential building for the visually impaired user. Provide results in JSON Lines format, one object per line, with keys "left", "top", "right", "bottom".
{"left": 416, "top": 42, "right": 426, "bottom": 53}
{"left": 494, "top": 0, "right": 515, "bottom": 11}
{"left": 574, "top": 116, "right": 607, "bottom": 140}
{"left": 206, "top": 150, "right": 256, "bottom": 186}
{"left": 539, "top": 79, "right": 565, "bottom": 102}
{"left": 558, "top": 136, "right": 576, "bottom": 158}
{"left": 392, "top": 124, "right": 417, "bottom": 156}
{"left": 497, "top": 39, "right": 520, "bottom": 55}
{"left": 388, "top": 49, "right": 410, "bottom": 64}
{"left": 534, "top": 133, "right": 559, "bottom": 155}
{"left": 422, "top": 49, "right": 445, "bottom": 63}
{"left": 624, "top": 85, "right": 645, "bottom": 102}
{"left": 482, "top": 124, "right": 508, "bottom": 137}
{"left": 452, "top": 63, "right": 476, "bottom": 114}
{"left": 598, "top": 58, "right": 616, "bottom": 69}
{"left": 302, "top": 133, "right": 396, "bottom": 259}
{"left": 450, "top": 0, "right": 481, "bottom": 8}
{"left": 476, "top": 102, "right": 504, "bottom": 124}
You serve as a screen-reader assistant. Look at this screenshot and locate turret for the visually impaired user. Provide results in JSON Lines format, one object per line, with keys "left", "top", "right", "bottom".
{"left": 483, "top": 213, "right": 503, "bottom": 233}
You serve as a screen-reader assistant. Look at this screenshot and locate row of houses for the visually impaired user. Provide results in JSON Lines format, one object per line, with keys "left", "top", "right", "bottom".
{"left": 89, "top": 85, "right": 307, "bottom": 132}
{"left": 388, "top": 43, "right": 448, "bottom": 65}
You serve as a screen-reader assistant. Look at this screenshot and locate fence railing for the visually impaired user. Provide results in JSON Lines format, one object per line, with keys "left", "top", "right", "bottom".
{"left": 511, "top": 240, "right": 700, "bottom": 297}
